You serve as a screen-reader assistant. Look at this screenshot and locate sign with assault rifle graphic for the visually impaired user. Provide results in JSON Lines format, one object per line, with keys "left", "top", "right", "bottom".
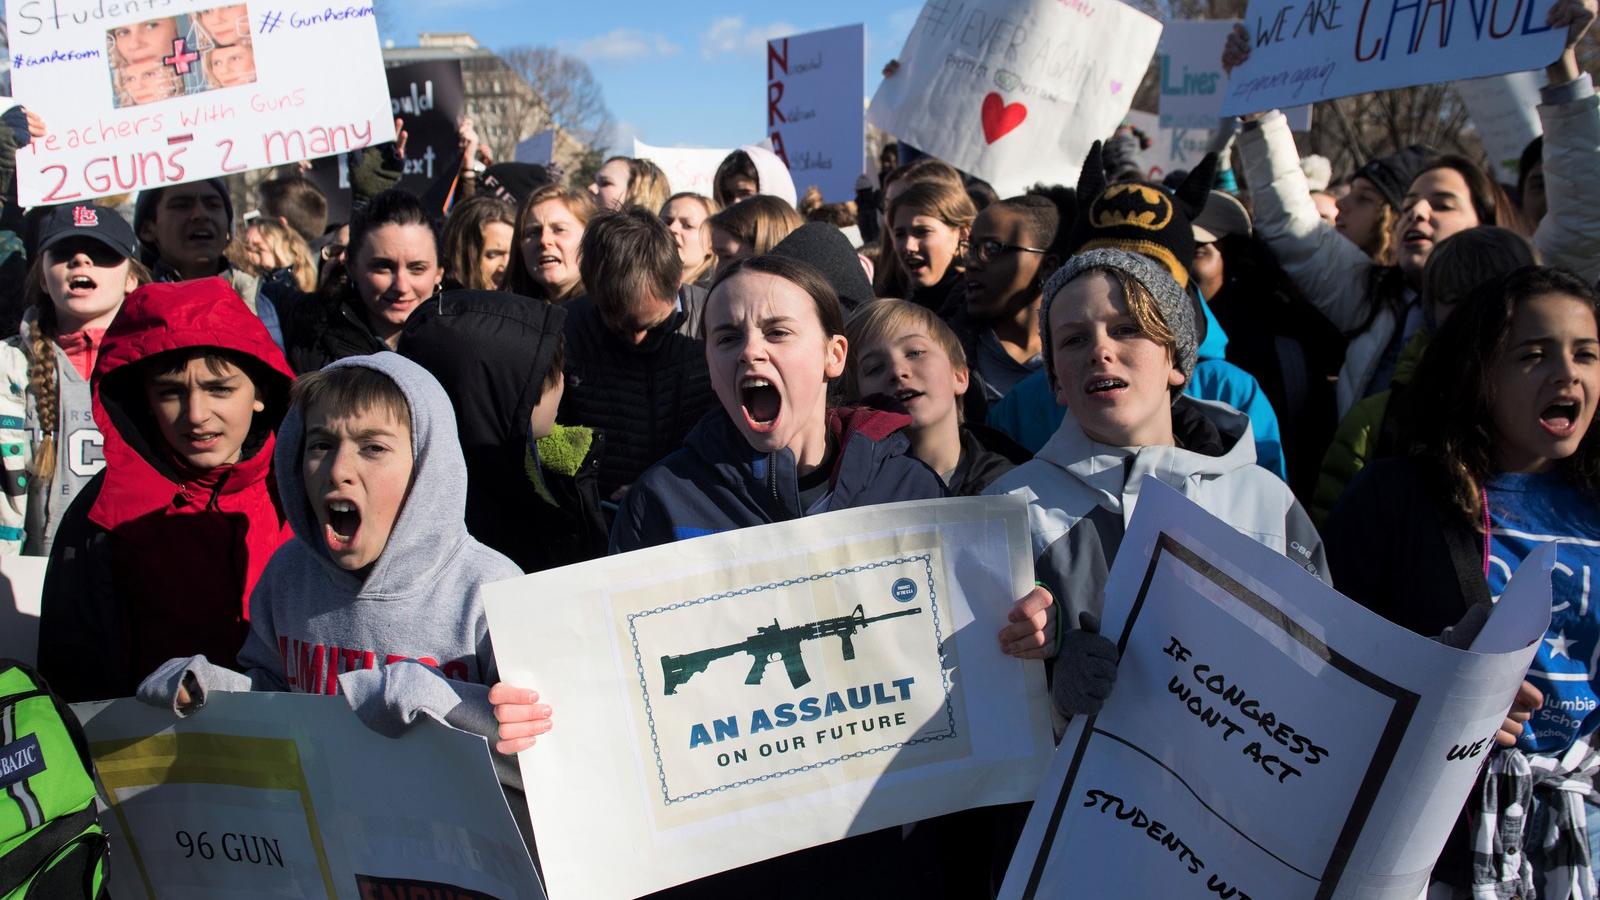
{"left": 661, "top": 603, "right": 923, "bottom": 695}
{"left": 484, "top": 496, "right": 1057, "bottom": 899}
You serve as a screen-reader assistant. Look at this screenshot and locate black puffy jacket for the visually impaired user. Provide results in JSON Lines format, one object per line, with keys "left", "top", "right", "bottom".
{"left": 399, "top": 291, "right": 608, "bottom": 572}
{"left": 558, "top": 297, "right": 717, "bottom": 500}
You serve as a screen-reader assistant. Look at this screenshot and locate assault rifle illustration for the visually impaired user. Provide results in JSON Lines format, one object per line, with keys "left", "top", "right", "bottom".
{"left": 661, "top": 604, "right": 923, "bottom": 695}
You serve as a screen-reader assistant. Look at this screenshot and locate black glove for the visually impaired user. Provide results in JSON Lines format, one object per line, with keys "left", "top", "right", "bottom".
{"left": 348, "top": 145, "right": 404, "bottom": 209}
{"left": 1435, "top": 602, "right": 1491, "bottom": 651}
{"left": 1051, "top": 612, "right": 1120, "bottom": 718}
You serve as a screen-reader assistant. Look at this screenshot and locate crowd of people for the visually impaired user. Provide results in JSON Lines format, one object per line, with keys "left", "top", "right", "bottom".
{"left": 3, "top": 2, "right": 1600, "bottom": 894}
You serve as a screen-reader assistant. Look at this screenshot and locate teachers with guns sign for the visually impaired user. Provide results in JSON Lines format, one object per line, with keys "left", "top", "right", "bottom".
{"left": 484, "top": 496, "right": 1056, "bottom": 899}
{"left": 1221, "top": 0, "right": 1567, "bottom": 115}
{"left": 868, "top": 0, "right": 1163, "bottom": 197}
{"left": 6, "top": 0, "right": 395, "bottom": 206}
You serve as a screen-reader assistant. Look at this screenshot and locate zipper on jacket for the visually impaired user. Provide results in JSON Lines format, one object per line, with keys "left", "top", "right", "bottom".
{"left": 768, "top": 451, "right": 780, "bottom": 510}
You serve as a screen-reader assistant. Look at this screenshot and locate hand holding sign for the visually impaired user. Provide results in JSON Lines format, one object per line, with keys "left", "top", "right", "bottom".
{"left": 1000, "top": 585, "right": 1057, "bottom": 659}
{"left": 1547, "top": 0, "right": 1598, "bottom": 78}
{"left": 1498, "top": 681, "right": 1543, "bottom": 746}
{"left": 488, "top": 683, "right": 553, "bottom": 755}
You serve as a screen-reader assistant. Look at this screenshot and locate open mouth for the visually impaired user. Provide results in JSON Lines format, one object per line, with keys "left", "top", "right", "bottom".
{"left": 537, "top": 255, "right": 562, "bottom": 268}
{"left": 1085, "top": 377, "right": 1129, "bottom": 396}
{"left": 892, "top": 388, "right": 924, "bottom": 405}
{"left": 904, "top": 255, "right": 928, "bottom": 271}
{"left": 66, "top": 274, "right": 98, "bottom": 295}
{"left": 324, "top": 499, "right": 362, "bottom": 552}
{"left": 184, "top": 431, "right": 221, "bottom": 452}
{"left": 186, "top": 227, "right": 217, "bottom": 244}
{"left": 1540, "top": 399, "right": 1582, "bottom": 437}
{"left": 740, "top": 376, "right": 782, "bottom": 434}
{"left": 1402, "top": 229, "right": 1430, "bottom": 245}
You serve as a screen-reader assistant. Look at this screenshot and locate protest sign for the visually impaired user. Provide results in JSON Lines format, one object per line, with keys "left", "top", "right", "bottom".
{"left": 1128, "top": 109, "right": 1212, "bottom": 182}
{"left": 485, "top": 495, "right": 1056, "bottom": 899}
{"left": 7, "top": 0, "right": 396, "bottom": 206}
{"left": 633, "top": 138, "right": 733, "bottom": 196}
{"left": 766, "top": 24, "right": 864, "bottom": 201}
{"left": 0, "top": 555, "right": 47, "bottom": 665}
{"left": 1455, "top": 70, "right": 1544, "bottom": 181}
{"left": 1159, "top": 20, "right": 1312, "bottom": 129}
{"left": 303, "top": 151, "right": 353, "bottom": 224}
{"left": 75, "top": 692, "right": 543, "bottom": 899}
{"left": 386, "top": 59, "right": 465, "bottom": 202}
{"left": 867, "top": 0, "right": 1163, "bottom": 197}
{"left": 1000, "top": 479, "right": 1550, "bottom": 900}
{"left": 515, "top": 129, "right": 556, "bottom": 165}
{"left": 1221, "top": 0, "right": 1566, "bottom": 116}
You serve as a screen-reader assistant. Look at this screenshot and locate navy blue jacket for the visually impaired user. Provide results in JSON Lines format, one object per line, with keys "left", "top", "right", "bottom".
{"left": 611, "top": 405, "right": 946, "bottom": 552}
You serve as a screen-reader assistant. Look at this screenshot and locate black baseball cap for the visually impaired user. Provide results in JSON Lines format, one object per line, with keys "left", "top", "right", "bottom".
{"left": 36, "top": 203, "right": 138, "bottom": 260}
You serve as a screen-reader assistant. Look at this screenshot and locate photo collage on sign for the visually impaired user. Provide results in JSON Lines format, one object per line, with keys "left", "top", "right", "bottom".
{"left": 105, "top": 4, "right": 256, "bottom": 108}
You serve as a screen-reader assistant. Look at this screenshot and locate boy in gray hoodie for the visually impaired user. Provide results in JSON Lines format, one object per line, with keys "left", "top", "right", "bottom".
{"left": 137, "top": 352, "right": 524, "bottom": 756}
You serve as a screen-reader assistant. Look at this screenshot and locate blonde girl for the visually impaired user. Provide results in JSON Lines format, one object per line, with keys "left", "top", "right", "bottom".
{"left": 659, "top": 192, "right": 719, "bottom": 288}
{"left": 877, "top": 179, "right": 975, "bottom": 310}
{"left": 706, "top": 195, "right": 803, "bottom": 277}
{"left": 241, "top": 220, "right": 317, "bottom": 293}
{"left": 506, "top": 185, "right": 597, "bottom": 302}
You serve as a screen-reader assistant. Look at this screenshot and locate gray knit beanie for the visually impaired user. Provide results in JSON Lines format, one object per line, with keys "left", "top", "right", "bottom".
{"left": 1040, "top": 247, "right": 1198, "bottom": 386}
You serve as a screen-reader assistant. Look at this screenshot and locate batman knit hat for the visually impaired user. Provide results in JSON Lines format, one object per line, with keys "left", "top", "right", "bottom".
{"left": 1041, "top": 247, "right": 1197, "bottom": 385}
{"left": 1064, "top": 141, "right": 1217, "bottom": 290}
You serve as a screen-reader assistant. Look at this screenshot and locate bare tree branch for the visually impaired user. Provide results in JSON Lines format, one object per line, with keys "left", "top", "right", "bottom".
{"left": 499, "top": 46, "right": 615, "bottom": 154}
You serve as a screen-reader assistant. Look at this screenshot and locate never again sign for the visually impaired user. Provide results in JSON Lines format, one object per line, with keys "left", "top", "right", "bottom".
{"left": 1221, "top": 0, "right": 1565, "bottom": 114}
{"left": 868, "top": 0, "right": 1163, "bottom": 197}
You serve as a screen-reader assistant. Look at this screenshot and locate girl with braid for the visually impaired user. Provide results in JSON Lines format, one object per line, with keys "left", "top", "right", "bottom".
{"left": 0, "top": 204, "right": 149, "bottom": 555}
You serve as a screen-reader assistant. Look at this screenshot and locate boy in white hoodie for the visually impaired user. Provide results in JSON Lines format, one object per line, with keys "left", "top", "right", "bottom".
{"left": 985, "top": 248, "right": 1330, "bottom": 716}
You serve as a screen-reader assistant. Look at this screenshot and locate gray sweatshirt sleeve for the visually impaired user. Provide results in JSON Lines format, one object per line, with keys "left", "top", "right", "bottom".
{"left": 136, "top": 655, "right": 256, "bottom": 716}
{"left": 338, "top": 661, "right": 522, "bottom": 790}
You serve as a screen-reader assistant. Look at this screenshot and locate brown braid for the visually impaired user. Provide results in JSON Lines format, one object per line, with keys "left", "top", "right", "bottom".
{"left": 21, "top": 260, "right": 60, "bottom": 482}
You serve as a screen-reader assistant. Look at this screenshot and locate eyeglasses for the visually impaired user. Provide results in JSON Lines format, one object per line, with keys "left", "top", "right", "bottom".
{"left": 962, "top": 238, "right": 1047, "bottom": 265}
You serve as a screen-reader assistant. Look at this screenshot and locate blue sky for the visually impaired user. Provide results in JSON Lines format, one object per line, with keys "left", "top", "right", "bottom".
{"left": 386, "top": 1, "right": 921, "bottom": 151}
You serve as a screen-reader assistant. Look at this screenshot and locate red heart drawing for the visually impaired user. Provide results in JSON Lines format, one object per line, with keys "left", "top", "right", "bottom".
{"left": 981, "top": 92, "right": 1027, "bottom": 144}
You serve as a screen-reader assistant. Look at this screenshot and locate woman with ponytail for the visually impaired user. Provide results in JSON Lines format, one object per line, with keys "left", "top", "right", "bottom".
{"left": 0, "top": 203, "right": 149, "bottom": 555}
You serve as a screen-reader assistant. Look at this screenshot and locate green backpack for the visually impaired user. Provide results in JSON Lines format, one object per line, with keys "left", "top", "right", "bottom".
{"left": 0, "top": 661, "right": 107, "bottom": 899}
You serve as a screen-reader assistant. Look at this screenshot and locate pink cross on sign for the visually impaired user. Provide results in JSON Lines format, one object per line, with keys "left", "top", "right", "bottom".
{"left": 163, "top": 38, "right": 200, "bottom": 75}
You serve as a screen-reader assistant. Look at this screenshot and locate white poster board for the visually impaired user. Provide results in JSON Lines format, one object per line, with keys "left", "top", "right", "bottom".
{"left": 1001, "top": 479, "right": 1550, "bottom": 899}
{"left": 515, "top": 129, "right": 556, "bottom": 165}
{"left": 485, "top": 495, "right": 1057, "bottom": 899}
{"left": 766, "top": 24, "right": 864, "bottom": 202}
{"left": 633, "top": 138, "right": 734, "bottom": 197}
{"left": 8, "top": 0, "right": 396, "bottom": 206}
{"left": 74, "top": 693, "right": 542, "bottom": 899}
{"left": 0, "top": 555, "right": 48, "bottom": 665}
{"left": 868, "top": 0, "right": 1163, "bottom": 197}
{"left": 1455, "top": 70, "right": 1545, "bottom": 181}
{"left": 1221, "top": 0, "right": 1566, "bottom": 116}
{"left": 1159, "top": 20, "right": 1311, "bottom": 130}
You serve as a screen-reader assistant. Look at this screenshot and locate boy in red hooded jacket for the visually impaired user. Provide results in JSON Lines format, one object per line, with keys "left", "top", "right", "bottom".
{"left": 36, "top": 277, "right": 295, "bottom": 702}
